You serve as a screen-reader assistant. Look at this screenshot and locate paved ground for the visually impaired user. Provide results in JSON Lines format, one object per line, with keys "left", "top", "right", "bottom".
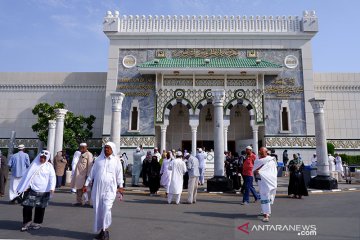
{"left": 0, "top": 179, "right": 360, "bottom": 240}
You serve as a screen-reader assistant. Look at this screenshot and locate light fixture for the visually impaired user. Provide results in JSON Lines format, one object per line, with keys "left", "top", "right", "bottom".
{"left": 256, "top": 59, "right": 262, "bottom": 65}
{"left": 208, "top": 71, "right": 214, "bottom": 75}
{"left": 154, "top": 59, "right": 160, "bottom": 64}
{"left": 204, "top": 58, "right": 210, "bottom": 64}
{"left": 173, "top": 71, "right": 179, "bottom": 75}
{"left": 240, "top": 71, "right": 247, "bottom": 75}
{"left": 205, "top": 108, "right": 212, "bottom": 122}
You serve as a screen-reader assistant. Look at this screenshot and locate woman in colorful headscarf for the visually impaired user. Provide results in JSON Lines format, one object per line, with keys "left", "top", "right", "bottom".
{"left": 17, "top": 150, "right": 56, "bottom": 231}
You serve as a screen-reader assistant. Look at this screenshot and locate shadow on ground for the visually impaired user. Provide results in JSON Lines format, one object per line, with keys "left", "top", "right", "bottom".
{"left": 0, "top": 220, "right": 94, "bottom": 240}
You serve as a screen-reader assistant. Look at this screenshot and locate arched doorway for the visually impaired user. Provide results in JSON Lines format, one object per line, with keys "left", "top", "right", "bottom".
{"left": 228, "top": 104, "right": 252, "bottom": 154}
{"left": 197, "top": 104, "right": 215, "bottom": 152}
{"left": 166, "top": 103, "right": 191, "bottom": 151}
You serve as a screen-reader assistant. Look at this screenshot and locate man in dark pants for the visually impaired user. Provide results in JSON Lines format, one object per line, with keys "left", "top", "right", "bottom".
{"left": 241, "top": 146, "right": 259, "bottom": 205}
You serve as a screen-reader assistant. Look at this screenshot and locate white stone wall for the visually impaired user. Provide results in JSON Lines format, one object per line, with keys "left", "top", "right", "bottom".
{"left": 314, "top": 73, "right": 360, "bottom": 139}
{"left": 0, "top": 72, "right": 106, "bottom": 139}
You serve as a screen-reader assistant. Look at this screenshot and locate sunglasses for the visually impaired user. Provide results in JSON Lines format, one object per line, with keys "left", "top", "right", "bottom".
{"left": 40, "top": 151, "right": 49, "bottom": 156}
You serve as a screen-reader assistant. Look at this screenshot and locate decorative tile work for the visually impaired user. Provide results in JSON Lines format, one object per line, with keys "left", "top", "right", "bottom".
{"left": 265, "top": 136, "right": 360, "bottom": 149}
{"left": 119, "top": 136, "right": 156, "bottom": 148}
{"left": 227, "top": 79, "right": 256, "bottom": 86}
{"left": 163, "top": 79, "right": 193, "bottom": 86}
{"left": 156, "top": 88, "right": 264, "bottom": 123}
{"left": 195, "top": 79, "right": 224, "bottom": 86}
{"left": 0, "top": 139, "right": 39, "bottom": 149}
{"left": 265, "top": 136, "right": 316, "bottom": 148}
{"left": 225, "top": 89, "right": 264, "bottom": 123}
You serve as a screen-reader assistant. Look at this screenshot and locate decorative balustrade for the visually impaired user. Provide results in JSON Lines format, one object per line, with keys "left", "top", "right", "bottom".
{"left": 103, "top": 10, "right": 318, "bottom": 34}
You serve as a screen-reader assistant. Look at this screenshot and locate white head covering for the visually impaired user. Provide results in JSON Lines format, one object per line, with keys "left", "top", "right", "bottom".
{"left": 136, "top": 147, "right": 141, "bottom": 152}
{"left": 99, "top": 142, "right": 117, "bottom": 159}
{"left": 176, "top": 151, "right": 183, "bottom": 157}
{"left": 80, "top": 143, "right": 87, "bottom": 147}
{"left": 246, "top": 146, "right": 252, "bottom": 150}
{"left": 198, "top": 148, "right": 203, "bottom": 152}
{"left": 17, "top": 150, "right": 51, "bottom": 193}
{"left": 18, "top": 144, "right": 25, "bottom": 150}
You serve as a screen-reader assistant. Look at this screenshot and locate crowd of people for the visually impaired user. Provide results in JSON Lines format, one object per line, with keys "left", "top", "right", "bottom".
{"left": 1, "top": 141, "right": 349, "bottom": 239}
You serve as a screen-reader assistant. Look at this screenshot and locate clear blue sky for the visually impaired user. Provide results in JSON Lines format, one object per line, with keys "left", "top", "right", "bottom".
{"left": 0, "top": 0, "right": 358, "bottom": 72}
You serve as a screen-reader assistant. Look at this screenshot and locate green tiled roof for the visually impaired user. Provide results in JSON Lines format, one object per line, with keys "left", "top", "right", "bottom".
{"left": 138, "top": 58, "right": 282, "bottom": 69}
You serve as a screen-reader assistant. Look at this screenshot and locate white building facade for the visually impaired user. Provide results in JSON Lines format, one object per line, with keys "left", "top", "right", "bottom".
{"left": 0, "top": 10, "right": 359, "bottom": 163}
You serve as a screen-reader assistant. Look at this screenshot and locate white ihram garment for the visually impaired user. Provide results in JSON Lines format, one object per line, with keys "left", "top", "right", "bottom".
{"left": 85, "top": 142, "right": 123, "bottom": 233}
{"left": 254, "top": 156, "right": 277, "bottom": 215}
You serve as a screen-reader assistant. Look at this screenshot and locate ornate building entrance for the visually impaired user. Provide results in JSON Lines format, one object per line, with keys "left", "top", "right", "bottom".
{"left": 138, "top": 54, "right": 282, "bottom": 154}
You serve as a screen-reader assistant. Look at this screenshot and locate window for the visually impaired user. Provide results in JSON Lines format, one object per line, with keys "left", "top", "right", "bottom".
{"left": 281, "top": 107, "right": 289, "bottom": 131}
{"left": 131, "top": 107, "right": 138, "bottom": 130}
{"left": 280, "top": 100, "right": 291, "bottom": 133}
{"left": 128, "top": 100, "right": 140, "bottom": 132}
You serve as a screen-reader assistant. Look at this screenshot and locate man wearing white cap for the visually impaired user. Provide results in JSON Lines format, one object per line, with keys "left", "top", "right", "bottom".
{"left": 167, "top": 151, "right": 187, "bottom": 204}
{"left": 71, "top": 143, "right": 94, "bottom": 207}
{"left": 196, "top": 148, "right": 207, "bottom": 185}
{"left": 8, "top": 144, "right": 30, "bottom": 203}
{"left": 153, "top": 147, "right": 161, "bottom": 162}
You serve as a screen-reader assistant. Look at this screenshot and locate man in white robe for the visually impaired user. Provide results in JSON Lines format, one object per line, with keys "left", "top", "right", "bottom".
{"left": 153, "top": 147, "right": 162, "bottom": 162}
{"left": 71, "top": 151, "right": 81, "bottom": 193}
{"left": 328, "top": 154, "right": 336, "bottom": 172}
{"left": 160, "top": 151, "right": 173, "bottom": 195}
{"left": 167, "top": 151, "right": 187, "bottom": 204}
{"left": 84, "top": 142, "right": 123, "bottom": 240}
{"left": 8, "top": 144, "right": 30, "bottom": 203}
{"left": 334, "top": 153, "right": 344, "bottom": 178}
{"left": 253, "top": 147, "right": 277, "bottom": 222}
{"left": 132, "top": 147, "right": 145, "bottom": 187}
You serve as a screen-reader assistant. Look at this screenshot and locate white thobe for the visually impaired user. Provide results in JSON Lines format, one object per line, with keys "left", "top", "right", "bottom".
{"left": 85, "top": 155, "right": 123, "bottom": 233}
{"left": 168, "top": 158, "right": 187, "bottom": 195}
{"left": 328, "top": 156, "right": 336, "bottom": 171}
{"left": 335, "top": 156, "right": 344, "bottom": 175}
{"left": 160, "top": 158, "right": 172, "bottom": 193}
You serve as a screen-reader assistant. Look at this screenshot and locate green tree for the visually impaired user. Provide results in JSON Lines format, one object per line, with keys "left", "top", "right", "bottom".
{"left": 327, "top": 142, "right": 335, "bottom": 155}
{"left": 32, "top": 102, "right": 96, "bottom": 151}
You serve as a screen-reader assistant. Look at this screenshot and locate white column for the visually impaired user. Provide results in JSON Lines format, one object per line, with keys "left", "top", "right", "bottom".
{"left": 54, "top": 109, "right": 68, "bottom": 155}
{"left": 190, "top": 125, "right": 198, "bottom": 156}
{"left": 309, "top": 98, "right": 329, "bottom": 176}
{"left": 110, "top": 92, "right": 125, "bottom": 154}
{"left": 223, "top": 117, "right": 230, "bottom": 152}
{"left": 160, "top": 124, "right": 168, "bottom": 152}
{"left": 189, "top": 117, "right": 199, "bottom": 156}
{"left": 252, "top": 125, "right": 259, "bottom": 155}
{"left": 47, "top": 120, "right": 56, "bottom": 161}
{"left": 212, "top": 89, "right": 225, "bottom": 177}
